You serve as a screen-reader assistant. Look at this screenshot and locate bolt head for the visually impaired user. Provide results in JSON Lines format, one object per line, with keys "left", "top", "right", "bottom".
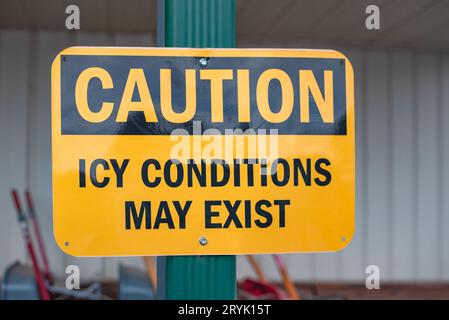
{"left": 198, "top": 58, "right": 208, "bottom": 67}
{"left": 199, "top": 236, "right": 208, "bottom": 245}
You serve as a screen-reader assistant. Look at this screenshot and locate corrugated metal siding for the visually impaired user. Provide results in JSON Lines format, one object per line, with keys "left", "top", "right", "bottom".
{"left": 0, "top": 29, "right": 448, "bottom": 282}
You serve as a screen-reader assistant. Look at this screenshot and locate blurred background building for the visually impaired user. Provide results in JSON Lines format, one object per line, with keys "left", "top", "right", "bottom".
{"left": 0, "top": 0, "right": 449, "bottom": 291}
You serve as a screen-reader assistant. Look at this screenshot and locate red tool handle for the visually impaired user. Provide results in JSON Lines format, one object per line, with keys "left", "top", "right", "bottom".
{"left": 273, "top": 254, "right": 300, "bottom": 300}
{"left": 11, "top": 189, "right": 25, "bottom": 220}
{"left": 26, "top": 239, "right": 51, "bottom": 300}
{"left": 24, "top": 190, "right": 36, "bottom": 217}
{"left": 10, "top": 189, "right": 51, "bottom": 300}
{"left": 24, "top": 190, "right": 54, "bottom": 284}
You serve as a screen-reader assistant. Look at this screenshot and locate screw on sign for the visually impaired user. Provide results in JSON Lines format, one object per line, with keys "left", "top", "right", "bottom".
{"left": 199, "top": 236, "right": 208, "bottom": 246}
{"left": 198, "top": 57, "right": 208, "bottom": 67}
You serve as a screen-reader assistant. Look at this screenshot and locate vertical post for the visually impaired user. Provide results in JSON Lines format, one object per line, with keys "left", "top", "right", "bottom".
{"left": 156, "top": 0, "right": 237, "bottom": 300}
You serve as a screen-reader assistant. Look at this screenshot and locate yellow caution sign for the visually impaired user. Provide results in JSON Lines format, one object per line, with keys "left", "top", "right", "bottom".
{"left": 51, "top": 47, "right": 355, "bottom": 256}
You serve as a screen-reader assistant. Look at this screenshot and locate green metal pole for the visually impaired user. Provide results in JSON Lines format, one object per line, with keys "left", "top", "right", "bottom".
{"left": 157, "top": 0, "right": 236, "bottom": 300}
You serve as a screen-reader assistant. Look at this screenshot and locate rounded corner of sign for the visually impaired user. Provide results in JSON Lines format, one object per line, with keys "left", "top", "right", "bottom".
{"left": 56, "top": 243, "right": 75, "bottom": 257}
{"left": 59, "top": 46, "right": 79, "bottom": 55}
{"left": 334, "top": 50, "right": 355, "bottom": 77}
{"left": 51, "top": 47, "right": 76, "bottom": 71}
{"left": 53, "top": 232, "right": 76, "bottom": 257}
{"left": 334, "top": 230, "right": 355, "bottom": 253}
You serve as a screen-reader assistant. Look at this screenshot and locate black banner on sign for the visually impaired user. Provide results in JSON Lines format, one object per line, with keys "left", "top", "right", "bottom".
{"left": 60, "top": 55, "right": 347, "bottom": 135}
